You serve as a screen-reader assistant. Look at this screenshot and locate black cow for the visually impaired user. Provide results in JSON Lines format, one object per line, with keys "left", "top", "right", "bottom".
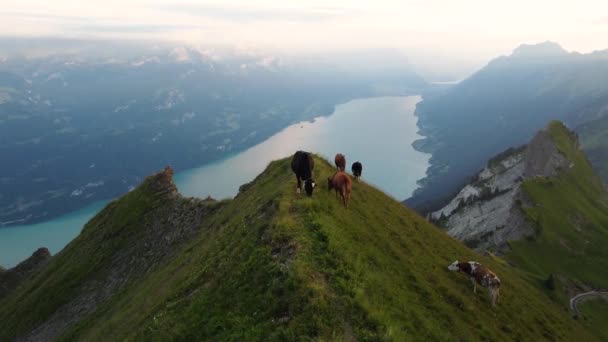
{"left": 291, "top": 151, "right": 316, "bottom": 196}
{"left": 351, "top": 161, "right": 363, "bottom": 181}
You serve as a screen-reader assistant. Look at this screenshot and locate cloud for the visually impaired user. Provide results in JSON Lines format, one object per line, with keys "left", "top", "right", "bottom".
{"left": 594, "top": 16, "right": 608, "bottom": 26}
{"left": 0, "top": 10, "right": 203, "bottom": 36}
{"left": 71, "top": 23, "right": 200, "bottom": 34}
{"left": 153, "top": 4, "right": 359, "bottom": 23}
{"left": 0, "top": 10, "right": 96, "bottom": 23}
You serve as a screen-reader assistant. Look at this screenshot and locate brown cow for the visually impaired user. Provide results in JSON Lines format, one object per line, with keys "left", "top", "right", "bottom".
{"left": 327, "top": 171, "right": 352, "bottom": 209}
{"left": 334, "top": 153, "right": 346, "bottom": 171}
{"left": 448, "top": 260, "right": 501, "bottom": 307}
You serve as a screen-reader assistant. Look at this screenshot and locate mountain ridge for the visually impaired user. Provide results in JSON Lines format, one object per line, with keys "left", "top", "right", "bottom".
{"left": 511, "top": 41, "right": 568, "bottom": 57}
{"left": 408, "top": 41, "right": 608, "bottom": 212}
{"left": 0, "top": 166, "right": 222, "bottom": 341}
{"left": 431, "top": 121, "right": 573, "bottom": 250}
{"left": 0, "top": 155, "right": 598, "bottom": 340}
{"left": 0, "top": 247, "right": 50, "bottom": 299}
{"left": 432, "top": 121, "right": 608, "bottom": 302}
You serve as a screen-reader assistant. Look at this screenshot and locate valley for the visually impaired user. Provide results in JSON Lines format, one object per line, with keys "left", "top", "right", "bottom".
{"left": 408, "top": 42, "right": 608, "bottom": 212}
{"left": 0, "top": 47, "right": 427, "bottom": 227}
{"left": 0, "top": 96, "right": 430, "bottom": 268}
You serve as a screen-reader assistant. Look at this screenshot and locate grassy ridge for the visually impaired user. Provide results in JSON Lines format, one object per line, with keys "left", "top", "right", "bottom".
{"left": 0, "top": 174, "right": 221, "bottom": 341}
{"left": 0, "top": 182, "right": 158, "bottom": 339}
{"left": 510, "top": 121, "right": 608, "bottom": 290}
{"left": 0, "top": 156, "right": 598, "bottom": 340}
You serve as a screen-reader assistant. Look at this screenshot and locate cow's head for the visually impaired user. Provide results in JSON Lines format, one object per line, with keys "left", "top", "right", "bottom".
{"left": 304, "top": 179, "right": 316, "bottom": 196}
{"left": 327, "top": 177, "right": 334, "bottom": 191}
{"left": 448, "top": 260, "right": 460, "bottom": 272}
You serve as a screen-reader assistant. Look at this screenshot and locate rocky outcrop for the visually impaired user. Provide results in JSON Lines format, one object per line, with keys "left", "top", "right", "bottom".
{"left": 523, "top": 129, "right": 569, "bottom": 178}
{"left": 0, "top": 247, "right": 51, "bottom": 298}
{"left": 431, "top": 124, "right": 571, "bottom": 251}
{"left": 143, "top": 166, "right": 179, "bottom": 198}
{"left": 17, "top": 167, "right": 221, "bottom": 342}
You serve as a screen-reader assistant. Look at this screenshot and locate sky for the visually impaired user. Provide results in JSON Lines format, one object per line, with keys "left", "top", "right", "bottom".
{"left": 2, "top": 0, "right": 608, "bottom": 76}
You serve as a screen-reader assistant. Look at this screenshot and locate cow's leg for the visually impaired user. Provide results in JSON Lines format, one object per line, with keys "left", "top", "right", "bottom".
{"left": 345, "top": 190, "right": 350, "bottom": 209}
{"left": 470, "top": 277, "right": 477, "bottom": 293}
{"left": 342, "top": 189, "right": 347, "bottom": 208}
{"left": 296, "top": 175, "right": 301, "bottom": 194}
{"left": 489, "top": 288, "right": 497, "bottom": 307}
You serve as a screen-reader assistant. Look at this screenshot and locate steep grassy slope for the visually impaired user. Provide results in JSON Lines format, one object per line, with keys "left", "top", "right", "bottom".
{"left": 0, "top": 247, "right": 50, "bottom": 298}
{"left": 510, "top": 122, "right": 608, "bottom": 291}
{"left": 0, "top": 168, "right": 222, "bottom": 341}
{"left": 0, "top": 157, "right": 597, "bottom": 341}
{"left": 579, "top": 299, "right": 608, "bottom": 340}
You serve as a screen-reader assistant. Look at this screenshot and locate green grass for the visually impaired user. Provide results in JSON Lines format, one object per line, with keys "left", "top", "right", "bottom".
{"left": 0, "top": 155, "right": 599, "bottom": 341}
{"left": 0, "top": 182, "right": 158, "bottom": 339}
{"left": 509, "top": 121, "right": 608, "bottom": 290}
{"left": 578, "top": 298, "right": 608, "bottom": 340}
{"left": 505, "top": 122, "right": 608, "bottom": 340}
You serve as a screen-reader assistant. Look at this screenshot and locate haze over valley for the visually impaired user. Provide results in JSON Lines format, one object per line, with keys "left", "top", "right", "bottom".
{"left": 0, "top": 43, "right": 426, "bottom": 226}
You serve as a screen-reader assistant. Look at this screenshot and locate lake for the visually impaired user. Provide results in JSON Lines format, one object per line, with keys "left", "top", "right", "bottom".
{"left": 0, "top": 96, "right": 429, "bottom": 268}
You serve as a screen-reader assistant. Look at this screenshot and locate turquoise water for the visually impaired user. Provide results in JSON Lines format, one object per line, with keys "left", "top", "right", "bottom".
{"left": 175, "top": 96, "right": 429, "bottom": 200}
{"left": 0, "top": 96, "right": 429, "bottom": 268}
{"left": 0, "top": 201, "right": 108, "bottom": 268}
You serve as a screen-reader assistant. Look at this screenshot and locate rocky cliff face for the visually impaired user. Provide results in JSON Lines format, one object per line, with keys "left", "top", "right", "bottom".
{"left": 0, "top": 248, "right": 51, "bottom": 298}
{"left": 431, "top": 124, "right": 572, "bottom": 251}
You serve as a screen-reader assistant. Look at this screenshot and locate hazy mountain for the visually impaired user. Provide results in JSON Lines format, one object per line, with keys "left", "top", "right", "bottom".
{"left": 0, "top": 42, "right": 427, "bottom": 226}
{"left": 576, "top": 112, "right": 608, "bottom": 181}
{"left": 407, "top": 41, "right": 608, "bottom": 212}
{"left": 510, "top": 41, "right": 568, "bottom": 57}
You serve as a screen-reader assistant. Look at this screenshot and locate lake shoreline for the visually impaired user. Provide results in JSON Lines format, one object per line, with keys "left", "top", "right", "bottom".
{"left": 406, "top": 98, "right": 455, "bottom": 212}
{"left": 0, "top": 101, "right": 344, "bottom": 230}
{"left": 1, "top": 95, "right": 430, "bottom": 268}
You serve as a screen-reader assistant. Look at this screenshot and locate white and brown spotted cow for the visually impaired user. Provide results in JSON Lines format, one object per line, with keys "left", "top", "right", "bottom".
{"left": 448, "top": 260, "right": 501, "bottom": 307}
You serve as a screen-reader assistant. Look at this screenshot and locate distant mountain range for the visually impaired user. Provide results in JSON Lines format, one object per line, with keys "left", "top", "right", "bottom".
{"left": 408, "top": 41, "right": 608, "bottom": 212}
{"left": 0, "top": 43, "right": 427, "bottom": 226}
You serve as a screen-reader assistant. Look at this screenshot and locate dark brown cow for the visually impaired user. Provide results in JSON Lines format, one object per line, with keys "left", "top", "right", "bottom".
{"left": 351, "top": 161, "right": 362, "bottom": 181}
{"left": 334, "top": 153, "right": 346, "bottom": 171}
{"left": 327, "top": 171, "right": 352, "bottom": 208}
{"left": 291, "top": 151, "right": 316, "bottom": 196}
{"left": 448, "top": 260, "right": 501, "bottom": 306}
